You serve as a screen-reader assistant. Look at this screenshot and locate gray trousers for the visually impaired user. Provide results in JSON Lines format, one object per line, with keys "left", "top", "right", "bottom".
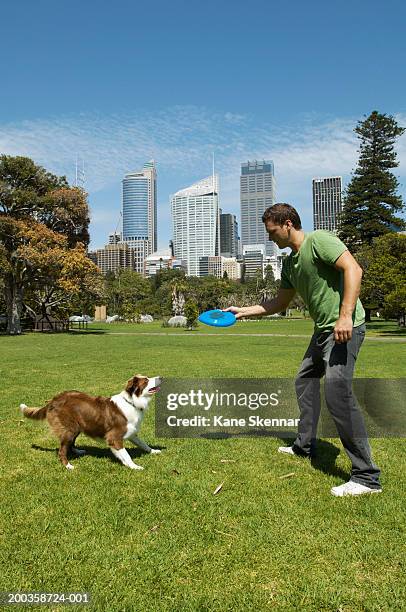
{"left": 293, "top": 324, "right": 381, "bottom": 489}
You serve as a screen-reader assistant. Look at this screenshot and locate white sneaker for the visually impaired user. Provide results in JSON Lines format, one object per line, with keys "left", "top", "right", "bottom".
{"left": 331, "top": 481, "right": 382, "bottom": 497}
{"left": 278, "top": 446, "right": 295, "bottom": 455}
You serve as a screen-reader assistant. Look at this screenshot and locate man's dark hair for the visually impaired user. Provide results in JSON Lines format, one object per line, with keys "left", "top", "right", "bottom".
{"left": 262, "top": 203, "right": 302, "bottom": 229}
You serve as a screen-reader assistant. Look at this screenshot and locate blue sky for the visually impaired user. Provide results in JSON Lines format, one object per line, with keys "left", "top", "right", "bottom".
{"left": 1, "top": 0, "right": 405, "bottom": 248}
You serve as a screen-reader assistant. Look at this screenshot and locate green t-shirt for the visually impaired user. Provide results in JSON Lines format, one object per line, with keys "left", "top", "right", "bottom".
{"left": 280, "top": 230, "right": 365, "bottom": 332}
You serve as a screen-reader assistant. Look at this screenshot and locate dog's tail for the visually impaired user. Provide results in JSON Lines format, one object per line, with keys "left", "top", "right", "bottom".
{"left": 20, "top": 403, "right": 48, "bottom": 420}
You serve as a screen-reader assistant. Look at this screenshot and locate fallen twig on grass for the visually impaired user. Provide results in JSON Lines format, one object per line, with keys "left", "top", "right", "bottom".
{"left": 213, "top": 482, "right": 224, "bottom": 495}
{"left": 144, "top": 523, "right": 161, "bottom": 535}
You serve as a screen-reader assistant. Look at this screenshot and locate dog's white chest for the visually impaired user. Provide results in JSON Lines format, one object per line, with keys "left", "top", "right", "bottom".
{"left": 111, "top": 393, "right": 146, "bottom": 439}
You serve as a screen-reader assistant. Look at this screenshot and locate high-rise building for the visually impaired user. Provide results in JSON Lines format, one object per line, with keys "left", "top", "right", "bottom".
{"left": 95, "top": 242, "right": 134, "bottom": 275}
{"left": 312, "top": 177, "right": 343, "bottom": 232}
{"left": 198, "top": 256, "right": 241, "bottom": 280}
{"left": 129, "top": 241, "right": 150, "bottom": 275}
{"left": 220, "top": 213, "right": 238, "bottom": 258}
{"left": 240, "top": 160, "right": 277, "bottom": 257}
{"left": 222, "top": 257, "right": 241, "bottom": 280}
{"left": 144, "top": 249, "right": 187, "bottom": 277}
{"left": 242, "top": 244, "right": 266, "bottom": 278}
{"left": 171, "top": 175, "right": 220, "bottom": 276}
{"left": 122, "top": 160, "right": 157, "bottom": 257}
{"left": 199, "top": 255, "right": 222, "bottom": 278}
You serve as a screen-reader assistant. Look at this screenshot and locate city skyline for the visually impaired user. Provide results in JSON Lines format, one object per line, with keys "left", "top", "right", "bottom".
{"left": 102, "top": 162, "right": 347, "bottom": 261}
{"left": 0, "top": 1, "right": 405, "bottom": 250}
{"left": 2, "top": 112, "right": 405, "bottom": 252}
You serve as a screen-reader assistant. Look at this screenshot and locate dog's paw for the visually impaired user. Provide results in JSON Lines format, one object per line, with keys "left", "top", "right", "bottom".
{"left": 150, "top": 449, "right": 161, "bottom": 455}
{"left": 66, "top": 463, "right": 75, "bottom": 470}
{"left": 129, "top": 464, "right": 144, "bottom": 470}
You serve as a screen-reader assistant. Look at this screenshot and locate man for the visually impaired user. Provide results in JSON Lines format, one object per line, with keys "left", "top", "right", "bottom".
{"left": 226, "top": 203, "right": 381, "bottom": 497}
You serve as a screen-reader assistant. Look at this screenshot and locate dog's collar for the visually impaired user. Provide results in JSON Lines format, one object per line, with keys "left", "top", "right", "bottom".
{"left": 122, "top": 394, "right": 136, "bottom": 407}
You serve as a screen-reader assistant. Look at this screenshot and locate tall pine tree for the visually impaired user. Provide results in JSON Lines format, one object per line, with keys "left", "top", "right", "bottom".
{"left": 338, "top": 111, "right": 405, "bottom": 252}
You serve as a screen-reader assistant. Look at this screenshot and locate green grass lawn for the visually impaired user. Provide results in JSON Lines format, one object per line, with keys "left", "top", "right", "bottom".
{"left": 75, "top": 316, "right": 406, "bottom": 337}
{"left": 0, "top": 321, "right": 405, "bottom": 611}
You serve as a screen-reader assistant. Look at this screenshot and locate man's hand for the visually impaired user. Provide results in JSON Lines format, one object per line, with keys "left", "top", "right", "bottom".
{"left": 334, "top": 315, "right": 353, "bottom": 343}
{"left": 223, "top": 291, "right": 296, "bottom": 320}
{"left": 223, "top": 306, "right": 249, "bottom": 320}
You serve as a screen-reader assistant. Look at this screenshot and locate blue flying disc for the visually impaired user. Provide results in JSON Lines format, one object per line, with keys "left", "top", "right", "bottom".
{"left": 198, "top": 309, "right": 236, "bottom": 328}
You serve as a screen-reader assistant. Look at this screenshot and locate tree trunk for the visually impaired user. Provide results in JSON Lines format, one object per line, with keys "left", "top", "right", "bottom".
{"left": 365, "top": 308, "right": 371, "bottom": 322}
{"left": 5, "top": 274, "right": 23, "bottom": 335}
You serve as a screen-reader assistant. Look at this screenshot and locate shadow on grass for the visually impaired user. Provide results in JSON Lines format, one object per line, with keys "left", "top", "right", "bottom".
{"left": 277, "top": 438, "right": 349, "bottom": 480}
{"left": 31, "top": 443, "right": 166, "bottom": 464}
{"left": 272, "top": 437, "right": 349, "bottom": 480}
{"left": 200, "top": 431, "right": 349, "bottom": 480}
{"left": 275, "top": 437, "right": 349, "bottom": 481}
{"left": 366, "top": 323, "right": 406, "bottom": 335}
{"left": 309, "top": 440, "right": 349, "bottom": 480}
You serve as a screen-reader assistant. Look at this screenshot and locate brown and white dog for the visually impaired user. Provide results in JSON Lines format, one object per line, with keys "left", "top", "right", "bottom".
{"left": 20, "top": 374, "right": 162, "bottom": 471}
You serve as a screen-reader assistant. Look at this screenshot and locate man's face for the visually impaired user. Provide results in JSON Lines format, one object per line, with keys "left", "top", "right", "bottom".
{"left": 265, "top": 220, "right": 291, "bottom": 248}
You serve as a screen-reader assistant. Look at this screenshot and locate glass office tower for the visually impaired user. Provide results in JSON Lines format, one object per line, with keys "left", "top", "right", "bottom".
{"left": 220, "top": 213, "right": 238, "bottom": 258}
{"left": 122, "top": 160, "right": 157, "bottom": 253}
{"left": 240, "top": 160, "right": 277, "bottom": 257}
{"left": 171, "top": 175, "right": 220, "bottom": 276}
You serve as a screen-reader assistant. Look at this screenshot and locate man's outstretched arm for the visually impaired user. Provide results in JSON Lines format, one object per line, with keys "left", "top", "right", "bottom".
{"left": 224, "top": 288, "right": 296, "bottom": 319}
{"left": 333, "top": 250, "right": 363, "bottom": 343}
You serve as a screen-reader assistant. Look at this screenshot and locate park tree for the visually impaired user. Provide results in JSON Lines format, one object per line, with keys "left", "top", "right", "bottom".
{"left": 104, "top": 268, "right": 151, "bottom": 317}
{"left": 169, "top": 277, "right": 187, "bottom": 316}
{"left": 184, "top": 299, "right": 199, "bottom": 330}
{"left": 121, "top": 302, "right": 142, "bottom": 323}
{"left": 290, "top": 293, "right": 307, "bottom": 317}
{"left": 356, "top": 233, "right": 406, "bottom": 326}
{"left": 260, "top": 265, "right": 279, "bottom": 302}
{"left": 152, "top": 274, "right": 242, "bottom": 317}
{"left": 153, "top": 281, "right": 177, "bottom": 318}
{"left": 190, "top": 275, "right": 237, "bottom": 313}
{"left": 40, "top": 187, "right": 90, "bottom": 246}
{"left": 0, "top": 248, "right": 6, "bottom": 321}
{"left": 20, "top": 222, "right": 103, "bottom": 322}
{"left": 244, "top": 268, "right": 264, "bottom": 295}
{"left": 0, "top": 155, "right": 91, "bottom": 334}
{"left": 151, "top": 267, "right": 185, "bottom": 292}
{"left": 338, "top": 111, "right": 405, "bottom": 252}
{"left": 242, "top": 266, "right": 280, "bottom": 305}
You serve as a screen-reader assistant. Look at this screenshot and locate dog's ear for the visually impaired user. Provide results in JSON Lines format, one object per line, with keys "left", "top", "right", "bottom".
{"left": 126, "top": 375, "right": 149, "bottom": 397}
